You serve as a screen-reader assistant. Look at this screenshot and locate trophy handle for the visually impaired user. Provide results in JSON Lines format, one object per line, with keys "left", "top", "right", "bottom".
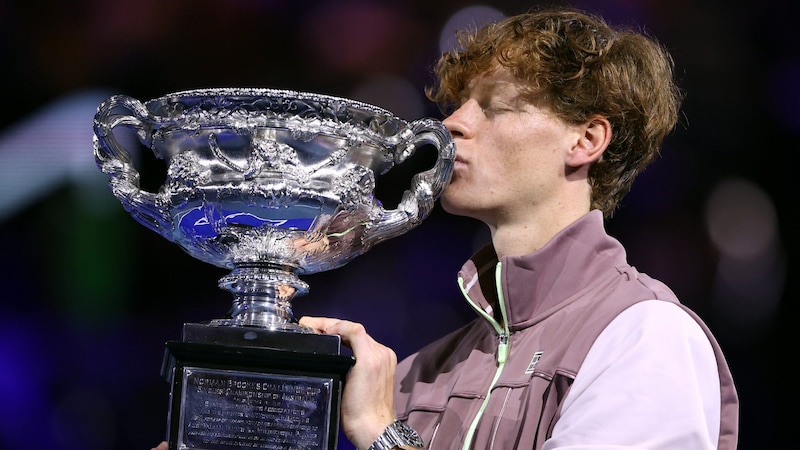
{"left": 364, "top": 118, "right": 455, "bottom": 247}
{"left": 93, "top": 95, "right": 173, "bottom": 239}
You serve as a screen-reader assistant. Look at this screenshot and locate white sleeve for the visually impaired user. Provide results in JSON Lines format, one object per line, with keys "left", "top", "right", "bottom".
{"left": 542, "top": 300, "right": 721, "bottom": 450}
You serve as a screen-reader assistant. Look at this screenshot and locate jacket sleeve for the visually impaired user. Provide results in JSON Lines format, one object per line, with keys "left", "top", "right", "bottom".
{"left": 542, "top": 300, "right": 722, "bottom": 449}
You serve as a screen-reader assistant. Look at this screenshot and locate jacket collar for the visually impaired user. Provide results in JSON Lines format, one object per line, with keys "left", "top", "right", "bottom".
{"left": 458, "top": 210, "right": 629, "bottom": 331}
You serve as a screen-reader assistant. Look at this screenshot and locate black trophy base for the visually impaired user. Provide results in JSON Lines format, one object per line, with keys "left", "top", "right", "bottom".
{"left": 161, "top": 323, "right": 355, "bottom": 450}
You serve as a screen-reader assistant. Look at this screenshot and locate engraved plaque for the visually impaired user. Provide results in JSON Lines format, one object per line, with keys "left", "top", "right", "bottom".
{"left": 179, "top": 368, "right": 331, "bottom": 449}
{"left": 162, "top": 325, "right": 354, "bottom": 450}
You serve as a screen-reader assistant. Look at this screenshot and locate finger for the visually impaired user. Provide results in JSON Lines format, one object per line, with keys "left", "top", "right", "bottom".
{"left": 298, "top": 317, "right": 390, "bottom": 364}
{"left": 298, "top": 316, "right": 361, "bottom": 341}
{"left": 298, "top": 316, "right": 339, "bottom": 333}
{"left": 300, "top": 317, "right": 369, "bottom": 349}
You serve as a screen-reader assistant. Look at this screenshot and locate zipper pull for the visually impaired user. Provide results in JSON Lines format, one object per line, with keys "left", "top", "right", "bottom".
{"left": 497, "top": 333, "right": 509, "bottom": 364}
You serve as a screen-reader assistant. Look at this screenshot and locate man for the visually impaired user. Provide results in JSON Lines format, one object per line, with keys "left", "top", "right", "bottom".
{"left": 300, "top": 6, "right": 739, "bottom": 450}
{"left": 153, "top": 6, "right": 738, "bottom": 450}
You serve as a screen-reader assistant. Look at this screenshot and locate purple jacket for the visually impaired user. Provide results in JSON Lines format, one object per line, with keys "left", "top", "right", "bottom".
{"left": 394, "top": 211, "right": 739, "bottom": 449}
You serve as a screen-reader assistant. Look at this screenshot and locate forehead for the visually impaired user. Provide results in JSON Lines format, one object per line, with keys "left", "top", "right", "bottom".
{"left": 461, "top": 66, "right": 558, "bottom": 116}
{"left": 465, "top": 68, "right": 524, "bottom": 93}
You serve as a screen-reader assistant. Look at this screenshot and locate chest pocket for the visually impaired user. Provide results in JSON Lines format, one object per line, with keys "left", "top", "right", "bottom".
{"left": 405, "top": 394, "right": 479, "bottom": 450}
{"left": 404, "top": 371, "right": 574, "bottom": 450}
{"left": 469, "top": 371, "right": 573, "bottom": 450}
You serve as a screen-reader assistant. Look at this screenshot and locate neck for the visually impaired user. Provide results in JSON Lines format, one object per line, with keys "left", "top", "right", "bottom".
{"left": 488, "top": 206, "right": 591, "bottom": 259}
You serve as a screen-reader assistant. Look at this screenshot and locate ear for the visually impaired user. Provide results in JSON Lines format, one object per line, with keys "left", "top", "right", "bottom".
{"left": 566, "top": 115, "right": 611, "bottom": 167}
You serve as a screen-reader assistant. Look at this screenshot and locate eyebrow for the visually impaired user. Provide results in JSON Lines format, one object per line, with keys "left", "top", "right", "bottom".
{"left": 463, "top": 77, "right": 520, "bottom": 99}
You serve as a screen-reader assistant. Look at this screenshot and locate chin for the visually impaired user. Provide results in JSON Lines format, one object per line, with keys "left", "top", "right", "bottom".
{"left": 440, "top": 192, "right": 457, "bottom": 213}
{"left": 440, "top": 195, "right": 470, "bottom": 218}
{"left": 440, "top": 201, "right": 457, "bottom": 215}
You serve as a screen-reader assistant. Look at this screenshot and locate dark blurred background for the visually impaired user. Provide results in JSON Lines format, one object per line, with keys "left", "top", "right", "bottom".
{"left": 0, "top": 0, "right": 795, "bottom": 449}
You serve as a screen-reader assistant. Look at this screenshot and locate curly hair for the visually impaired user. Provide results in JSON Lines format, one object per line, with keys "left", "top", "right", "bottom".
{"left": 427, "top": 7, "right": 682, "bottom": 217}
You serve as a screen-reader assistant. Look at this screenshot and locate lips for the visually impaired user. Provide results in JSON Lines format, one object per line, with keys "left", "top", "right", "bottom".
{"left": 453, "top": 154, "right": 467, "bottom": 170}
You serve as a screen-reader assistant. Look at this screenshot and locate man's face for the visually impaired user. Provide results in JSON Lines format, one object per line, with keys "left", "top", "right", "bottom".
{"left": 440, "top": 68, "right": 585, "bottom": 229}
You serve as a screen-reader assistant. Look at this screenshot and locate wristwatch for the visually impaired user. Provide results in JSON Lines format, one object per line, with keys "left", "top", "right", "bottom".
{"left": 367, "top": 419, "right": 424, "bottom": 450}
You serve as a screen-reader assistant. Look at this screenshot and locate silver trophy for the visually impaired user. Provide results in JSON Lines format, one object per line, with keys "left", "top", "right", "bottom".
{"left": 93, "top": 88, "right": 454, "bottom": 450}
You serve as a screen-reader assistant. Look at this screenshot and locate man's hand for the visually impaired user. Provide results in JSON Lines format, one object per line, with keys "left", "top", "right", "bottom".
{"left": 300, "top": 316, "right": 397, "bottom": 450}
{"left": 151, "top": 442, "right": 167, "bottom": 450}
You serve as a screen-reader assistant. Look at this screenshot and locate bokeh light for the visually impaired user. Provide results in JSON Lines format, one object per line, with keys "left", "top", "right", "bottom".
{"left": 705, "top": 178, "right": 785, "bottom": 334}
{"left": 439, "top": 5, "right": 505, "bottom": 54}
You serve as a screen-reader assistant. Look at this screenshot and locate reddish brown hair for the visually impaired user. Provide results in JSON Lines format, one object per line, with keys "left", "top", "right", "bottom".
{"left": 428, "top": 7, "right": 682, "bottom": 216}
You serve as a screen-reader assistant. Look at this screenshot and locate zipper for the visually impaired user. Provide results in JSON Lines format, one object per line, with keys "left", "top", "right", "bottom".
{"left": 458, "top": 262, "right": 510, "bottom": 450}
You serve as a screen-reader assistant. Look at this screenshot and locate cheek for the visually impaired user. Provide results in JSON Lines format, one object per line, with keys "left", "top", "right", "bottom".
{"left": 495, "top": 140, "right": 532, "bottom": 172}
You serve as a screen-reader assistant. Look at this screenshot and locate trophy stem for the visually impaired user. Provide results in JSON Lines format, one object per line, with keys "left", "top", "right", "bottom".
{"left": 213, "top": 265, "right": 312, "bottom": 332}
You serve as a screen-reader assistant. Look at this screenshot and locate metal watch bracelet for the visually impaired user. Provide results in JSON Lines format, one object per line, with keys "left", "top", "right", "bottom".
{"left": 367, "top": 419, "right": 424, "bottom": 450}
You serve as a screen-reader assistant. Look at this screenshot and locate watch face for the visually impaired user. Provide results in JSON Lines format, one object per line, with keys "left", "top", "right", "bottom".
{"left": 393, "top": 420, "right": 424, "bottom": 447}
{"left": 370, "top": 420, "right": 425, "bottom": 450}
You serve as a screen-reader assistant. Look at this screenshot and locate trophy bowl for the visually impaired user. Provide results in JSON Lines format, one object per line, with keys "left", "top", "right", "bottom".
{"left": 93, "top": 88, "right": 455, "bottom": 331}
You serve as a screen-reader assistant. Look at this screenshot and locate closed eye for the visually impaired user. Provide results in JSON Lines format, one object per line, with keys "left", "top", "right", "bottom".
{"left": 481, "top": 103, "right": 514, "bottom": 117}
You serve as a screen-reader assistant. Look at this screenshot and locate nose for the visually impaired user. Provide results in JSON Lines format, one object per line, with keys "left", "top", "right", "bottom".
{"left": 442, "top": 101, "right": 475, "bottom": 140}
